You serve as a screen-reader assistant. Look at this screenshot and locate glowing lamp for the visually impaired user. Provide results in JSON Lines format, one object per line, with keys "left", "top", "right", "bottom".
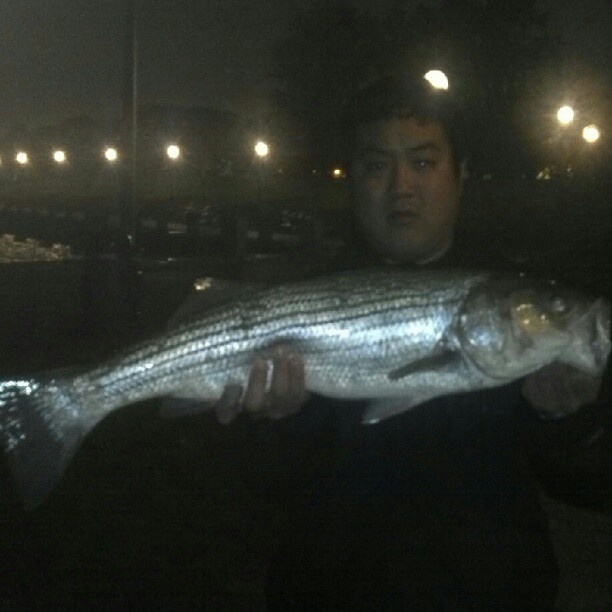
{"left": 424, "top": 70, "right": 449, "bottom": 90}
{"left": 104, "top": 147, "right": 118, "bottom": 162}
{"left": 557, "top": 106, "right": 574, "bottom": 125}
{"left": 582, "top": 124, "right": 600, "bottom": 143}
{"left": 166, "top": 144, "right": 181, "bottom": 160}
{"left": 254, "top": 141, "right": 269, "bottom": 158}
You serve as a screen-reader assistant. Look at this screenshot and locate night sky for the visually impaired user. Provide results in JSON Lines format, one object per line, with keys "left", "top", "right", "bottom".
{"left": 1, "top": 0, "right": 610, "bottom": 130}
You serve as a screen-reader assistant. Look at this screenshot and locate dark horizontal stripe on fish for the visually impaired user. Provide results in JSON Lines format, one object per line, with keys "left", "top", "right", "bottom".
{"left": 115, "top": 334, "right": 443, "bottom": 396}
{"left": 160, "top": 276, "right": 464, "bottom": 341}
{"left": 95, "top": 291, "right": 466, "bottom": 390}
{"left": 90, "top": 295, "right": 464, "bottom": 392}
{"left": 150, "top": 287, "right": 463, "bottom": 358}
{"left": 94, "top": 286, "right": 454, "bottom": 375}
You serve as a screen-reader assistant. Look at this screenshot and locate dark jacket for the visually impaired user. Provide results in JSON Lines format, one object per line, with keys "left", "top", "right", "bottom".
{"left": 268, "top": 389, "right": 558, "bottom": 610}
{"left": 265, "top": 241, "right": 611, "bottom": 610}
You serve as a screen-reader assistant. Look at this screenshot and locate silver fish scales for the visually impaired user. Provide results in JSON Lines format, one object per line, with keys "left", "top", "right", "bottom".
{"left": 0, "top": 268, "right": 609, "bottom": 509}
{"left": 76, "top": 269, "right": 485, "bottom": 411}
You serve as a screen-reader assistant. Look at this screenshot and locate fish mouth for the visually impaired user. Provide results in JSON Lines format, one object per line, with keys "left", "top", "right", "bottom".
{"left": 587, "top": 297, "right": 611, "bottom": 370}
{"left": 559, "top": 297, "right": 611, "bottom": 375}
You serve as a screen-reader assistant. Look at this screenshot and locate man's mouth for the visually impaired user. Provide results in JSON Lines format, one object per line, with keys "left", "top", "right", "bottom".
{"left": 389, "top": 210, "right": 419, "bottom": 225}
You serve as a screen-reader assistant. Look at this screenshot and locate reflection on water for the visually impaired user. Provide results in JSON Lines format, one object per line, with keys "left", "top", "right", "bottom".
{"left": 0, "top": 234, "right": 73, "bottom": 263}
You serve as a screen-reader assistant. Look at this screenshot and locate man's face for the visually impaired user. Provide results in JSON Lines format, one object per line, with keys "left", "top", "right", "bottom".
{"left": 351, "top": 117, "right": 463, "bottom": 264}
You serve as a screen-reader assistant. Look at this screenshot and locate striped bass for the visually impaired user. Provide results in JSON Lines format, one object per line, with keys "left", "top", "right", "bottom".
{"left": 0, "top": 268, "right": 610, "bottom": 509}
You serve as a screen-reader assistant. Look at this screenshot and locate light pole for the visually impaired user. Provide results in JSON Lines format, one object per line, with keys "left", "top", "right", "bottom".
{"left": 103, "top": 147, "right": 120, "bottom": 199}
{"left": 554, "top": 105, "right": 577, "bottom": 177}
{"left": 120, "top": 0, "right": 138, "bottom": 246}
{"left": 254, "top": 140, "right": 269, "bottom": 203}
{"left": 52, "top": 150, "right": 68, "bottom": 203}
{"left": 166, "top": 143, "right": 181, "bottom": 202}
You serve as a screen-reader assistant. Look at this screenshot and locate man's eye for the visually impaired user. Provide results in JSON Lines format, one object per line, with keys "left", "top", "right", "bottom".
{"left": 365, "top": 160, "right": 387, "bottom": 173}
{"left": 414, "top": 159, "right": 434, "bottom": 169}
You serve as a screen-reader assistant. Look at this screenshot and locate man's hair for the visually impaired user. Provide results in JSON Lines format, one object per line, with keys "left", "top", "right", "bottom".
{"left": 342, "top": 72, "right": 469, "bottom": 174}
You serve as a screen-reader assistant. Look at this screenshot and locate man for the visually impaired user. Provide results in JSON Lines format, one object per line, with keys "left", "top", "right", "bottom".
{"left": 213, "top": 74, "right": 606, "bottom": 608}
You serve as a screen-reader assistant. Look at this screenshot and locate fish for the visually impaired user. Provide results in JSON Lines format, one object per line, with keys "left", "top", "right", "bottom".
{"left": 0, "top": 268, "right": 610, "bottom": 509}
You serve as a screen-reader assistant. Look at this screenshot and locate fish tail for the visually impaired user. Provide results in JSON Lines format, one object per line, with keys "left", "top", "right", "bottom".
{"left": 0, "top": 376, "right": 91, "bottom": 510}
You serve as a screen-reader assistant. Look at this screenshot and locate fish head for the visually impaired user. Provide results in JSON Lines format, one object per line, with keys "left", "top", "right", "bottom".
{"left": 457, "top": 275, "right": 611, "bottom": 380}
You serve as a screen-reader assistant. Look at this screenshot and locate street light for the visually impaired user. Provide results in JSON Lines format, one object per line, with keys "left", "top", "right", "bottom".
{"left": 582, "top": 124, "right": 600, "bottom": 143}
{"left": 166, "top": 144, "right": 180, "bottom": 160}
{"left": 15, "top": 151, "right": 29, "bottom": 165}
{"left": 332, "top": 167, "right": 344, "bottom": 179}
{"left": 556, "top": 105, "right": 574, "bottom": 125}
{"left": 254, "top": 141, "right": 269, "bottom": 205}
{"left": 254, "top": 141, "right": 269, "bottom": 158}
{"left": 104, "top": 147, "right": 119, "bottom": 162}
{"left": 53, "top": 150, "right": 66, "bottom": 164}
{"left": 424, "top": 70, "right": 449, "bottom": 90}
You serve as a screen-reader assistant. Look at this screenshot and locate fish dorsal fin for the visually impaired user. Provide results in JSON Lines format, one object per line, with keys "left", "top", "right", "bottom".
{"left": 387, "top": 349, "right": 460, "bottom": 381}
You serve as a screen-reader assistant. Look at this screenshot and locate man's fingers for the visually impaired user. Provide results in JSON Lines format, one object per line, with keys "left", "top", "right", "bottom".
{"left": 216, "top": 347, "right": 309, "bottom": 423}
{"left": 243, "top": 357, "right": 269, "bottom": 412}
{"left": 270, "top": 348, "right": 290, "bottom": 400}
{"left": 522, "top": 363, "right": 603, "bottom": 417}
{"left": 267, "top": 349, "right": 309, "bottom": 418}
{"left": 215, "top": 384, "right": 243, "bottom": 424}
{"left": 287, "top": 352, "right": 309, "bottom": 410}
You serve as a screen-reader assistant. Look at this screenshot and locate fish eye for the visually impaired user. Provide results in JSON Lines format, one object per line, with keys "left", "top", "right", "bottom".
{"left": 550, "top": 296, "right": 567, "bottom": 314}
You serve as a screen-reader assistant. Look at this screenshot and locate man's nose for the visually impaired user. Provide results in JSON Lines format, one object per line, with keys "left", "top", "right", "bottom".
{"left": 392, "top": 159, "right": 417, "bottom": 194}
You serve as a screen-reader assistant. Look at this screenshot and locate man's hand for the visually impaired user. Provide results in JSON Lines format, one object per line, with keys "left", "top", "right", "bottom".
{"left": 215, "top": 345, "right": 310, "bottom": 424}
{"left": 521, "top": 362, "right": 602, "bottom": 418}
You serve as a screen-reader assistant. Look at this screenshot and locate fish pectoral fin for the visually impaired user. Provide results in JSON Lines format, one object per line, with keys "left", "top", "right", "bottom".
{"left": 361, "top": 394, "right": 436, "bottom": 425}
{"left": 387, "top": 349, "right": 460, "bottom": 381}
